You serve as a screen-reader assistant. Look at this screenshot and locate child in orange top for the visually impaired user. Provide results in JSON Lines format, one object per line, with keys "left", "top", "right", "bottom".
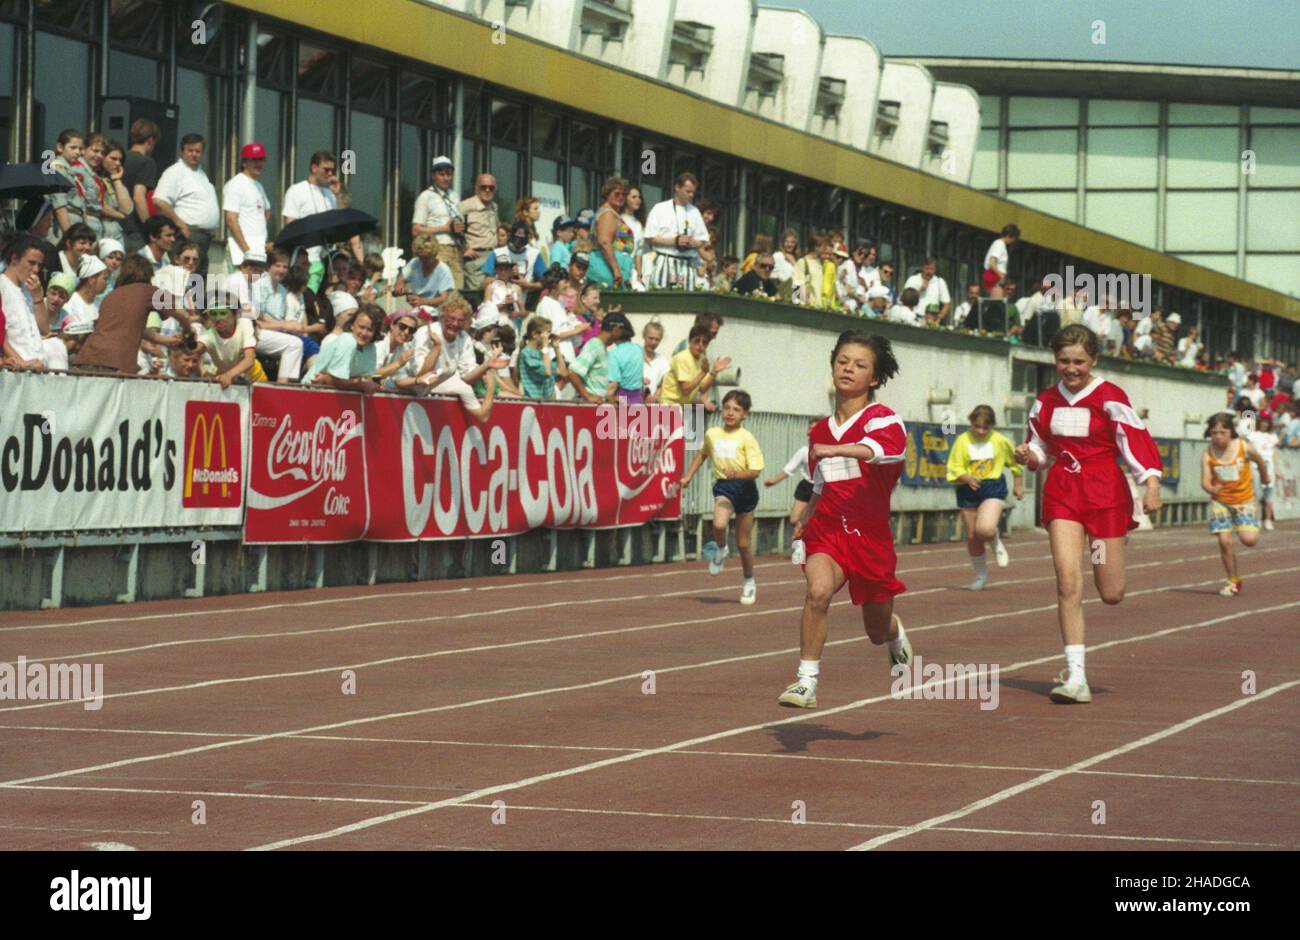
{"left": 1202, "top": 413, "right": 1271, "bottom": 597}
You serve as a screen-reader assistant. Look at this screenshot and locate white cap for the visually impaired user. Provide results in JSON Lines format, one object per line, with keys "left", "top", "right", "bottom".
{"left": 97, "top": 238, "right": 125, "bottom": 259}
{"left": 472, "top": 302, "right": 507, "bottom": 331}
{"left": 78, "top": 255, "right": 107, "bottom": 280}
{"left": 1166, "top": 312, "right": 1182, "bottom": 325}
{"left": 241, "top": 249, "right": 267, "bottom": 265}
{"left": 329, "top": 291, "right": 359, "bottom": 315}
{"left": 867, "top": 285, "right": 891, "bottom": 301}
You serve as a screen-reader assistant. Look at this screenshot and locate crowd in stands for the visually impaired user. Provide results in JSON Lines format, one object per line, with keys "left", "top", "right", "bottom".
{"left": 2, "top": 122, "right": 1295, "bottom": 436}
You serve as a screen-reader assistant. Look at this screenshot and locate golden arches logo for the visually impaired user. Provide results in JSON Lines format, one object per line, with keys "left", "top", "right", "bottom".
{"left": 185, "top": 411, "right": 232, "bottom": 499}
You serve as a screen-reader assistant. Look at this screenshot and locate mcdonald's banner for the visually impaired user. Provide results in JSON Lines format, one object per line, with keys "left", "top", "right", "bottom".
{"left": 361, "top": 395, "right": 685, "bottom": 541}
{"left": 0, "top": 372, "right": 248, "bottom": 532}
{"left": 243, "top": 385, "right": 369, "bottom": 544}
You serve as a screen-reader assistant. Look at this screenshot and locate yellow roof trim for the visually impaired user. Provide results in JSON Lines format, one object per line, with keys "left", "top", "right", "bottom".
{"left": 229, "top": 0, "right": 1299, "bottom": 322}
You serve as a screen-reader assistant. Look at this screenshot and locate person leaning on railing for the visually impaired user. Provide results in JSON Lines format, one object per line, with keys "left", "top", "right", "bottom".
{"left": 75, "top": 255, "right": 194, "bottom": 374}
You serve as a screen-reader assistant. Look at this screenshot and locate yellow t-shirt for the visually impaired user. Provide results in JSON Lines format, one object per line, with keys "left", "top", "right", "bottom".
{"left": 946, "top": 430, "right": 1022, "bottom": 483}
{"left": 704, "top": 426, "right": 764, "bottom": 480}
{"left": 660, "top": 348, "right": 704, "bottom": 405}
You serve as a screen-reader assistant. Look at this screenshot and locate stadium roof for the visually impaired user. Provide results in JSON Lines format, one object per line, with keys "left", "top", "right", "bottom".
{"left": 894, "top": 59, "right": 1300, "bottom": 108}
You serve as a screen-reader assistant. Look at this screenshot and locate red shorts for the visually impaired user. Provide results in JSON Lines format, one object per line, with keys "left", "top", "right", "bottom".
{"left": 802, "top": 514, "right": 906, "bottom": 605}
{"left": 981, "top": 268, "right": 1001, "bottom": 292}
{"left": 1041, "top": 460, "right": 1135, "bottom": 539}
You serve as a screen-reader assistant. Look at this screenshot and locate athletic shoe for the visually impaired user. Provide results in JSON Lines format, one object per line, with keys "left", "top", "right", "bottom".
{"left": 888, "top": 619, "right": 912, "bottom": 667}
{"left": 1049, "top": 670, "right": 1092, "bottom": 704}
{"left": 994, "top": 538, "right": 1009, "bottom": 568}
{"left": 966, "top": 575, "right": 987, "bottom": 591}
{"left": 778, "top": 680, "right": 817, "bottom": 709}
{"left": 709, "top": 545, "right": 729, "bottom": 576}
{"left": 740, "top": 579, "right": 756, "bottom": 605}
{"left": 1264, "top": 520, "right": 1274, "bottom": 531}
{"left": 701, "top": 540, "right": 717, "bottom": 562}
{"left": 1219, "top": 581, "right": 1242, "bottom": 597}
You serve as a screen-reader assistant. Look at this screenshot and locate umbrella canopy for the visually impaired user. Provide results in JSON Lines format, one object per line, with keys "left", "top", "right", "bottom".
{"left": 274, "top": 208, "right": 378, "bottom": 250}
{"left": 0, "top": 162, "right": 74, "bottom": 200}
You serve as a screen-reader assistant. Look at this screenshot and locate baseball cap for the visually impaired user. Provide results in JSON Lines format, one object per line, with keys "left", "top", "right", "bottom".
{"left": 62, "top": 319, "right": 95, "bottom": 336}
{"left": 493, "top": 247, "right": 515, "bottom": 267}
{"left": 1166, "top": 313, "right": 1182, "bottom": 325}
{"left": 571, "top": 251, "right": 591, "bottom": 268}
{"left": 867, "top": 285, "right": 891, "bottom": 301}
{"left": 431, "top": 155, "right": 454, "bottom": 171}
{"left": 552, "top": 215, "right": 575, "bottom": 233}
{"left": 602, "top": 310, "right": 633, "bottom": 336}
{"left": 97, "top": 238, "right": 125, "bottom": 259}
{"left": 240, "top": 142, "right": 267, "bottom": 160}
{"left": 241, "top": 249, "right": 267, "bottom": 265}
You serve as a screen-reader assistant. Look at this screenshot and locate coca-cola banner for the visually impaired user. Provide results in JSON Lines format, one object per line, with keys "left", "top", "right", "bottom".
{"left": 362, "top": 397, "right": 684, "bottom": 541}
{"left": 243, "top": 386, "right": 369, "bottom": 544}
{"left": 0, "top": 372, "right": 247, "bottom": 532}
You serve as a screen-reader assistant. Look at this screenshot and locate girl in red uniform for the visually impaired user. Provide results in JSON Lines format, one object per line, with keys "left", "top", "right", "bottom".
{"left": 1014, "top": 324, "right": 1163, "bottom": 704}
{"left": 778, "top": 331, "right": 913, "bottom": 709}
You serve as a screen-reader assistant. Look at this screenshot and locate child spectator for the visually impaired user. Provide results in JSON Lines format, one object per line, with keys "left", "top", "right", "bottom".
{"left": 197, "top": 304, "right": 262, "bottom": 388}
{"left": 518, "top": 315, "right": 566, "bottom": 400}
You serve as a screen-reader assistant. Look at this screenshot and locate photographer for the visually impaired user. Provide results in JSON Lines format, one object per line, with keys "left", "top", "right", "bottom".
{"left": 411, "top": 155, "right": 467, "bottom": 289}
{"left": 395, "top": 233, "right": 455, "bottom": 311}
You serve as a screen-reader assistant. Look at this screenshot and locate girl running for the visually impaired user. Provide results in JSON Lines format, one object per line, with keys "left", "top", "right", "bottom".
{"left": 946, "top": 405, "right": 1024, "bottom": 590}
{"left": 1202, "top": 413, "right": 1271, "bottom": 596}
{"left": 1014, "top": 324, "right": 1163, "bottom": 704}
{"left": 778, "top": 332, "right": 912, "bottom": 709}
{"left": 764, "top": 416, "right": 822, "bottom": 526}
{"left": 680, "top": 390, "right": 765, "bottom": 605}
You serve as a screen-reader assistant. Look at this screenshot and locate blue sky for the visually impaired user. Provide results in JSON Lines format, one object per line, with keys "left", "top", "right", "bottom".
{"left": 762, "top": 0, "right": 1300, "bottom": 70}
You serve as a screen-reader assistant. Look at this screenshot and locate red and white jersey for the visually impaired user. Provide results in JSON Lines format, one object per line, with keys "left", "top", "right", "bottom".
{"left": 1026, "top": 378, "right": 1162, "bottom": 482}
{"left": 809, "top": 402, "right": 906, "bottom": 525}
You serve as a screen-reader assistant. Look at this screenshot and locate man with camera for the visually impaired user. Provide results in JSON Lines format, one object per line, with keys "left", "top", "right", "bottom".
{"left": 411, "top": 155, "right": 467, "bottom": 289}
{"left": 644, "top": 172, "right": 710, "bottom": 290}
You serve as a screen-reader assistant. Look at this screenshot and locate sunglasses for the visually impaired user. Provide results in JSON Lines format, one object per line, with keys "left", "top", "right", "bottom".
{"left": 393, "top": 321, "right": 417, "bottom": 333}
{"left": 479, "top": 184, "right": 496, "bottom": 191}
{"left": 756, "top": 263, "right": 773, "bottom": 270}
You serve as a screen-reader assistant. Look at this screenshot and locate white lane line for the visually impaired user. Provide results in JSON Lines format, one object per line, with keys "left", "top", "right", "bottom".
{"left": 86, "top": 841, "right": 138, "bottom": 851}
{"left": 5, "top": 726, "right": 1294, "bottom": 789}
{"left": 12, "top": 785, "right": 1284, "bottom": 847}
{"left": 0, "top": 824, "right": 165, "bottom": 835}
{"left": 7, "top": 557, "right": 1286, "bottom": 716}
{"left": 0, "top": 525, "right": 1229, "bottom": 635}
{"left": 847, "top": 677, "right": 1300, "bottom": 851}
{"left": 237, "top": 599, "right": 1300, "bottom": 850}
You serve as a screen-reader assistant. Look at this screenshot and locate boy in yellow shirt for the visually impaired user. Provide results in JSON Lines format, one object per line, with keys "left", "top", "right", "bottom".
{"left": 681, "top": 390, "right": 765, "bottom": 605}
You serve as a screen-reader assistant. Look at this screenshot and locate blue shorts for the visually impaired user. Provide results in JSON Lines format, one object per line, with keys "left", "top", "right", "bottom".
{"left": 956, "top": 477, "right": 1008, "bottom": 509}
{"left": 713, "top": 479, "right": 759, "bottom": 515}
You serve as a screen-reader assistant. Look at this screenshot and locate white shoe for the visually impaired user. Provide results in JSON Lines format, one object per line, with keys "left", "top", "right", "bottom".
{"left": 994, "top": 538, "right": 1009, "bottom": 568}
{"left": 887, "top": 619, "right": 912, "bottom": 667}
{"left": 1050, "top": 670, "right": 1092, "bottom": 704}
{"left": 739, "top": 579, "right": 756, "bottom": 605}
{"left": 1218, "top": 580, "right": 1241, "bottom": 597}
{"left": 778, "top": 680, "right": 817, "bottom": 709}
{"left": 966, "top": 575, "right": 987, "bottom": 591}
{"left": 709, "top": 545, "right": 729, "bottom": 576}
{"left": 1263, "top": 519, "right": 1274, "bottom": 531}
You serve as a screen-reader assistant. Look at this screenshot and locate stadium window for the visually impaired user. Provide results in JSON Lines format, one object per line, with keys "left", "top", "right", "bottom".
{"left": 297, "top": 42, "right": 345, "bottom": 101}
{"left": 531, "top": 107, "right": 565, "bottom": 190}
{"left": 296, "top": 98, "right": 337, "bottom": 177}
{"left": 255, "top": 30, "right": 293, "bottom": 91}
{"left": 254, "top": 86, "right": 285, "bottom": 232}
{"left": 35, "top": 0, "right": 96, "bottom": 35}
{"left": 786, "top": 181, "right": 808, "bottom": 238}
{"left": 0, "top": 22, "right": 11, "bottom": 162}
{"left": 34, "top": 31, "right": 92, "bottom": 151}
{"left": 174, "top": 68, "right": 223, "bottom": 177}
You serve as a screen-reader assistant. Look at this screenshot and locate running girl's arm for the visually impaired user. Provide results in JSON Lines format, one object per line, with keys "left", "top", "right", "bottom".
{"left": 1103, "top": 392, "right": 1163, "bottom": 485}
{"left": 764, "top": 469, "right": 789, "bottom": 486}
{"left": 1017, "top": 400, "right": 1047, "bottom": 470}
{"left": 791, "top": 490, "right": 821, "bottom": 541}
{"left": 1200, "top": 451, "right": 1220, "bottom": 498}
{"left": 1244, "top": 441, "right": 1272, "bottom": 484}
{"left": 945, "top": 433, "right": 973, "bottom": 485}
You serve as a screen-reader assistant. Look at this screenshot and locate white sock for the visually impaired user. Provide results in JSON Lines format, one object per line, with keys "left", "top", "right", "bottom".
{"left": 970, "top": 553, "right": 988, "bottom": 578}
{"left": 888, "top": 619, "right": 907, "bottom": 655}
{"left": 797, "top": 659, "right": 820, "bottom": 686}
{"left": 743, "top": 575, "right": 755, "bottom": 585}
{"left": 1064, "top": 644, "right": 1086, "bottom": 682}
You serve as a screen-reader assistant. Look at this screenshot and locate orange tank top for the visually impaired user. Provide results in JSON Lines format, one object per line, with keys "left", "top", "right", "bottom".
{"left": 1208, "top": 439, "right": 1254, "bottom": 505}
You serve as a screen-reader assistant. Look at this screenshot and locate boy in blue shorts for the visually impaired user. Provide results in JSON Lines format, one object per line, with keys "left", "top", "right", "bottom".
{"left": 681, "top": 390, "right": 765, "bottom": 605}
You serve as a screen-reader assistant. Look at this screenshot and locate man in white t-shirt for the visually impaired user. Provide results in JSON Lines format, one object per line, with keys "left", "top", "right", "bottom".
{"left": 223, "top": 142, "right": 272, "bottom": 268}
{"left": 643, "top": 173, "right": 710, "bottom": 289}
{"left": 411, "top": 155, "right": 466, "bottom": 289}
{"left": 1, "top": 236, "right": 51, "bottom": 369}
{"left": 902, "top": 257, "right": 951, "bottom": 321}
{"left": 982, "top": 223, "right": 1019, "bottom": 292}
{"left": 283, "top": 149, "right": 364, "bottom": 293}
{"left": 152, "top": 134, "right": 221, "bottom": 278}
{"left": 952, "top": 283, "right": 980, "bottom": 327}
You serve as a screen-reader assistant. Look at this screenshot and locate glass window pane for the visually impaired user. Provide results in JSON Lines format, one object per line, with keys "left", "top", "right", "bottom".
{"left": 400, "top": 122, "right": 427, "bottom": 246}
{"left": 1087, "top": 99, "right": 1158, "bottom": 125}
{"left": 572, "top": 121, "right": 607, "bottom": 167}
{"left": 175, "top": 69, "right": 222, "bottom": 178}
{"left": 531, "top": 156, "right": 561, "bottom": 187}
{"left": 462, "top": 84, "right": 484, "bottom": 138}
{"left": 110, "top": 0, "right": 165, "bottom": 52}
{"left": 1246, "top": 191, "right": 1300, "bottom": 251}
{"left": 1248, "top": 127, "right": 1300, "bottom": 188}
{"left": 490, "top": 98, "right": 526, "bottom": 149}
{"left": 351, "top": 58, "right": 390, "bottom": 114}
{"left": 0, "top": 23, "right": 12, "bottom": 162}
{"left": 35, "top": 32, "right": 90, "bottom": 147}
{"left": 1086, "top": 128, "right": 1158, "bottom": 188}
{"left": 1085, "top": 192, "right": 1157, "bottom": 247}
{"left": 296, "top": 98, "right": 336, "bottom": 177}
{"left": 490, "top": 145, "right": 519, "bottom": 216}
{"left": 1167, "top": 127, "right": 1239, "bottom": 188}
{"left": 970, "top": 128, "right": 999, "bottom": 189}
{"left": 400, "top": 73, "right": 440, "bottom": 126}
{"left": 1007, "top": 129, "right": 1077, "bottom": 188}
{"left": 255, "top": 30, "right": 292, "bottom": 89}
{"left": 109, "top": 49, "right": 160, "bottom": 99}
{"left": 254, "top": 87, "right": 283, "bottom": 225}
{"left": 347, "top": 111, "right": 387, "bottom": 241}
{"left": 35, "top": 0, "right": 94, "bottom": 32}
{"left": 298, "top": 43, "right": 343, "bottom": 100}
{"left": 638, "top": 179, "right": 663, "bottom": 209}
{"left": 532, "top": 108, "right": 564, "bottom": 158}
{"left": 1168, "top": 103, "right": 1239, "bottom": 125}
{"left": 1009, "top": 191, "right": 1076, "bottom": 222}
{"left": 1007, "top": 97, "right": 1077, "bottom": 127}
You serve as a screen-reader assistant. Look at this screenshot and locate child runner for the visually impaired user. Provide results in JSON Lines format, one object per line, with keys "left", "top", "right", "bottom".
{"left": 1014, "top": 324, "right": 1162, "bottom": 704}
{"left": 778, "top": 332, "right": 912, "bottom": 709}
{"left": 764, "top": 416, "right": 821, "bottom": 526}
{"left": 946, "top": 404, "right": 1024, "bottom": 590}
{"left": 680, "top": 390, "right": 764, "bottom": 605}
{"left": 1202, "top": 413, "right": 1270, "bottom": 596}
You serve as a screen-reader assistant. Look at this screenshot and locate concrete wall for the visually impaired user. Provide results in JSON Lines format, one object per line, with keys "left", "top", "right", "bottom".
{"left": 747, "top": 7, "right": 823, "bottom": 130}
{"left": 925, "top": 82, "right": 981, "bottom": 184}
{"left": 671, "top": 0, "right": 753, "bottom": 103}
{"left": 871, "top": 61, "right": 934, "bottom": 167}
{"left": 820, "top": 35, "right": 883, "bottom": 150}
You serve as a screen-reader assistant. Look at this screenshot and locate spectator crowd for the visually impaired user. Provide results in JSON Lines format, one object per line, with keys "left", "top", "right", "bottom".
{"left": 2, "top": 121, "right": 1296, "bottom": 443}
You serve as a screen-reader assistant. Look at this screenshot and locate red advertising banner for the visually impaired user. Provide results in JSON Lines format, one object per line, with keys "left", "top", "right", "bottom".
{"left": 362, "top": 396, "right": 684, "bottom": 542}
{"left": 243, "top": 386, "right": 369, "bottom": 544}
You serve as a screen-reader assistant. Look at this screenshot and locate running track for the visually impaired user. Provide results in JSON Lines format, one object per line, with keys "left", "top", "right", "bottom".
{"left": 0, "top": 523, "right": 1295, "bottom": 851}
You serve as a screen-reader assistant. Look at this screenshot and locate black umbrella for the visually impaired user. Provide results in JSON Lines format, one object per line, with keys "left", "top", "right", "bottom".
{"left": 0, "top": 162, "right": 74, "bottom": 200}
{"left": 274, "top": 207, "right": 378, "bottom": 250}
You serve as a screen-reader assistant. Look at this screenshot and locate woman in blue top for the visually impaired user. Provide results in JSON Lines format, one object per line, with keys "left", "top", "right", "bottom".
{"left": 587, "top": 177, "right": 635, "bottom": 290}
{"left": 304, "top": 305, "right": 380, "bottom": 393}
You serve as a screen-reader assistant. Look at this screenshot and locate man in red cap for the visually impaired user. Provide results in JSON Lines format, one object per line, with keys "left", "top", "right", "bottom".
{"left": 223, "top": 142, "right": 272, "bottom": 268}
